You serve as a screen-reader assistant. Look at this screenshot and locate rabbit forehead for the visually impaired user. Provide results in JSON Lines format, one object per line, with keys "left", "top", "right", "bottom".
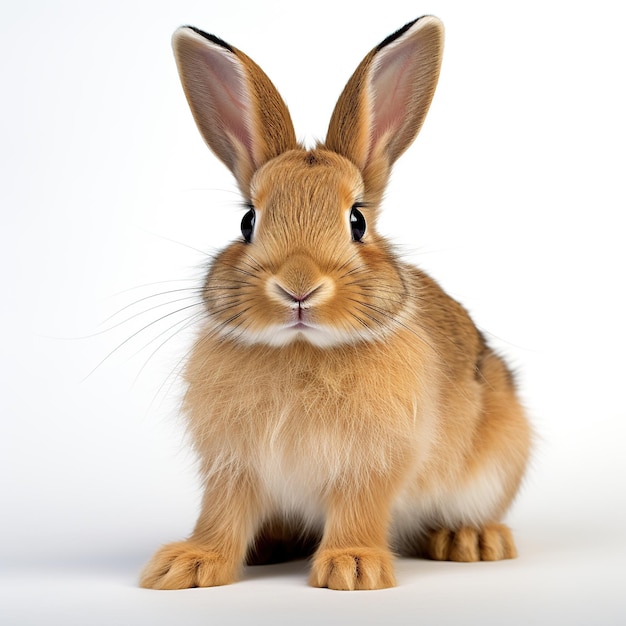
{"left": 250, "top": 149, "right": 364, "bottom": 214}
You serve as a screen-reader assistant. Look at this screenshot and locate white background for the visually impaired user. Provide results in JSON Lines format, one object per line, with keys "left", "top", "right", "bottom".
{"left": 2, "top": 0, "right": 625, "bottom": 624}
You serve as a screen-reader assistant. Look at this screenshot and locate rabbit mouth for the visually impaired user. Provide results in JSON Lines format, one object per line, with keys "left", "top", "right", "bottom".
{"left": 215, "top": 318, "right": 353, "bottom": 349}
{"left": 268, "top": 323, "right": 347, "bottom": 348}
{"left": 206, "top": 312, "right": 383, "bottom": 348}
{"left": 249, "top": 318, "right": 383, "bottom": 348}
{"left": 289, "top": 322, "right": 312, "bottom": 330}
{"left": 282, "top": 320, "right": 324, "bottom": 337}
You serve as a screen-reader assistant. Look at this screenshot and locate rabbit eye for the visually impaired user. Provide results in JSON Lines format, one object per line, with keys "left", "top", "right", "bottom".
{"left": 350, "top": 205, "right": 366, "bottom": 242}
{"left": 241, "top": 207, "right": 256, "bottom": 243}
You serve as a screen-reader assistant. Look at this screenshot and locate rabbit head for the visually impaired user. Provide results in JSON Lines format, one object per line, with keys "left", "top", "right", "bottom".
{"left": 172, "top": 18, "right": 443, "bottom": 348}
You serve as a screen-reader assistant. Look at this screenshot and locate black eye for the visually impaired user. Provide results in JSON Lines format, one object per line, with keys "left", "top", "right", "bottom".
{"left": 241, "top": 207, "right": 256, "bottom": 243}
{"left": 350, "top": 205, "right": 366, "bottom": 242}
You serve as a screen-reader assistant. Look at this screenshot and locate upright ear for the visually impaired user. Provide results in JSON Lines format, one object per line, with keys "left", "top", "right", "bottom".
{"left": 325, "top": 16, "right": 444, "bottom": 202}
{"left": 172, "top": 27, "right": 298, "bottom": 195}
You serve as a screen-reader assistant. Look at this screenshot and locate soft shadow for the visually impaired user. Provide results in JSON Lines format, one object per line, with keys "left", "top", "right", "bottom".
{"left": 242, "top": 559, "right": 310, "bottom": 583}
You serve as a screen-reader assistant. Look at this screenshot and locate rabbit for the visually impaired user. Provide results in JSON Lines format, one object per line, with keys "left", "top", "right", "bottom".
{"left": 139, "top": 15, "right": 532, "bottom": 591}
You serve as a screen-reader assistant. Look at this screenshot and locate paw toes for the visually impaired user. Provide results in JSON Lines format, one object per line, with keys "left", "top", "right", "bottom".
{"left": 159, "top": 555, "right": 201, "bottom": 590}
{"left": 140, "top": 542, "right": 236, "bottom": 589}
{"left": 310, "top": 548, "right": 395, "bottom": 591}
{"left": 428, "top": 524, "right": 517, "bottom": 562}
{"left": 449, "top": 527, "right": 480, "bottom": 562}
{"left": 427, "top": 528, "right": 453, "bottom": 561}
{"left": 479, "top": 523, "right": 517, "bottom": 560}
{"left": 326, "top": 553, "right": 358, "bottom": 590}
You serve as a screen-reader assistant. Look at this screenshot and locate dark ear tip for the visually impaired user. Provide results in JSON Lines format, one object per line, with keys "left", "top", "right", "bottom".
{"left": 375, "top": 15, "right": 442, "bottom": 51}
{"left": 178, "top": 25, "right": 235, "bottom": 53}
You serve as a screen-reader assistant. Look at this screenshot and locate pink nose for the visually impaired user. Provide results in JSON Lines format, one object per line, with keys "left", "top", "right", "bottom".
{"left": 273, "top": 283, "right": 322, "bottom": 305}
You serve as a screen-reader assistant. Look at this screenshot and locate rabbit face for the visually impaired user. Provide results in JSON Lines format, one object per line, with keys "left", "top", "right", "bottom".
{"left": 202, "top": 149, "right": 409, "bottom": 348}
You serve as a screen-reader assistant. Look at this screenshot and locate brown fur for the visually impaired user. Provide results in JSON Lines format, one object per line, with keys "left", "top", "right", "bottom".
{"left": 140, "top": 17, "right": 532, "bottom": 591}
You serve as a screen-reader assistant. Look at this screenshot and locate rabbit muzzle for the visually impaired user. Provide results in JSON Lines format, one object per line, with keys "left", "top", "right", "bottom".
{"left": 266, "top": 254, "right": 335, "bottom": 327}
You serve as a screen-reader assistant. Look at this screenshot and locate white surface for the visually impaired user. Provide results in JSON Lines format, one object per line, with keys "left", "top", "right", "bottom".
{"left": 2, "top": 0, "right": 625, "bottom": 624}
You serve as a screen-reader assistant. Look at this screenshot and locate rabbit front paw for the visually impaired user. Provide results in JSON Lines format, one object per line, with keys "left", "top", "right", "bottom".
{"left": 310, "top": 547, "right": 396, "bottom": 590}
{"left": 140, "top": 541, "right": 238, "bottom": 589}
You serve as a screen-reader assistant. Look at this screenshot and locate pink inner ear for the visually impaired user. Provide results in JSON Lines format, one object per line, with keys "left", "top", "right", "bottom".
{"left": 369, "top": 39, "right": 416, "bottom": 158}
{"left": 198, "top": 42, "right": 255, "bottom": 160}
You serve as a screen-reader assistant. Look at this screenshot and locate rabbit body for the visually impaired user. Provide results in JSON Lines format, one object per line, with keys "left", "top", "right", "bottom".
{"left": 140, "top": 17, "right": 532, "bottom": 591}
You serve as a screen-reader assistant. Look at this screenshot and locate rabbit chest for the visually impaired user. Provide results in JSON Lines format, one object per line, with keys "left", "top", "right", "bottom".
{"left": 184, "top": 335, "right": 440, "bottom": 512}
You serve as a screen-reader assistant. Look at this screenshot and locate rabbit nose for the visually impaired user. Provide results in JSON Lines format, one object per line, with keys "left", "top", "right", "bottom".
{"left": 273, "top": 283, "right": 323, "bottom": 306}
{"left": 267, "top": 255, "right": 334, "bottom": 307}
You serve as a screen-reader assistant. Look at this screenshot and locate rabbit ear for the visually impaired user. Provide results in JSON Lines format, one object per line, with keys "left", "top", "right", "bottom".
{"left": 172, "top": 27, "right": 298, "bottom": 194}
{"left": 325, "top": 16, "right": 443, "bottom": 201}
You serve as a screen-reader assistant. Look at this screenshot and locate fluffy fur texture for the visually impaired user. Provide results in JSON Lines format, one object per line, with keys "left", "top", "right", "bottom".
{"left": 140, "top": 16, "right": 532, "bottom": 592}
